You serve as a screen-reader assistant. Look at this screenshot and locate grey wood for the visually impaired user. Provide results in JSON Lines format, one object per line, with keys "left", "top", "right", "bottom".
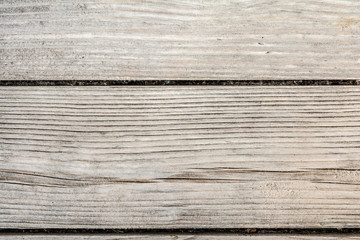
{"left": 1, "top": 235, "right": 360, "bottom": 240}
{"left": 1, "top": 0, "right": 360, "bottom": 80}
{"left": 1, "top": 86, "right": 360, "bottom": 228}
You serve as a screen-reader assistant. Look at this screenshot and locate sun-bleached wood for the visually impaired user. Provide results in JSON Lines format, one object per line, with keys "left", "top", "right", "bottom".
{"left": 1, "top": 0, "right": 360, "bottom": 80}
{"left": 1, "top": 86, "right": 360, "bottom": 228}
{"left": 1, "top": 235, "right": 360, "bottom": 240}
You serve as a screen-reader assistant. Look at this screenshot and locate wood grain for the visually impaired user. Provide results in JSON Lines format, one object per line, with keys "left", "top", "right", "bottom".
{"left": 1, "top": 235, "right": 360, "bottom": 240}
{"left": 1, "top": 86, "right": 360, "bottom": 228}
{"left": 1, "top": 0, "right": 360, "bottom": 80}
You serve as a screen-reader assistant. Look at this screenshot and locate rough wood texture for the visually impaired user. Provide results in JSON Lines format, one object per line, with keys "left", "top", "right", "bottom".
{"left": 1, "top": 235, "right": 360, "bottom": 240}
{"left": 1, "top": 86, "right": 360, "bottom": 228}
{"left": 1, "top": 0, "right": 360, "bottom": 80}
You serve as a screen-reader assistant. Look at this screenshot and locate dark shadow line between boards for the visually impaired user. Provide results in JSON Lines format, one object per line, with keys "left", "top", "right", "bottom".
{"left": 1, "top": 228, "right": 360, "bottom": 235}
{"left": 0, "top": 80, "right": 360, "bottom": 86}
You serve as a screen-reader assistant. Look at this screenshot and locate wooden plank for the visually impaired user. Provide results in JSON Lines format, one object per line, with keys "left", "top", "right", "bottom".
{"left": 1, "top": 0, "right": 360, "bottom": 80}
{"left": 1, "top": 235, "right": 360, "bottom": 240}
{"left": 1, "top": 86, "right": 360, "bottom": 228}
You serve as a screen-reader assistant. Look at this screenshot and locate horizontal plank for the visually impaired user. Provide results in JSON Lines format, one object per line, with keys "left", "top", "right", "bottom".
{"left": 1, "top": 235, "right": 360, "bottom": 240}
{"left": 1, "top": 86, "right": 360, "bottom": 229}
{"left": 1, "top": 0, "right": 360, "bottom": 80}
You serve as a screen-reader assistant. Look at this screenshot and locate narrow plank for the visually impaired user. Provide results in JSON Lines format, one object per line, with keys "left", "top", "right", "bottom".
{"left": 1, "top": 0, "right": 360, "bottom": 80}
{"left": 1, "top": 235, "right": 360, "bottom": 240}
{"left": 1, "top": 86, "right": 360, "bottom": 228}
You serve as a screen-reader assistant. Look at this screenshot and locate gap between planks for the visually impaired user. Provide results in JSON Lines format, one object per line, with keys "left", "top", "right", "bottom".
{"left": 1, "top": 234, "right": 360, "bottom": 239}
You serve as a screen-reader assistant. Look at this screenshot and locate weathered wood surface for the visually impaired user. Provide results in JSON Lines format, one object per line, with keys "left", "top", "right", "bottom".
{"left": 1, "top": 0, "right": 360, "bottom": 80}
{"left": 1, "top": 235, "right": 360, "bottom": 240}
{"left": 1, "top": 86, "right": 360, "bottom": 228}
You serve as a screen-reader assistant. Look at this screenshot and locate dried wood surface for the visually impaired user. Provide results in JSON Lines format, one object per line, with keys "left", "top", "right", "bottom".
{"left": 1, "top": 0, "right": 360, "bottom": 80}
{"left": 1, "top": 86, "right": 360, "bottom": 228}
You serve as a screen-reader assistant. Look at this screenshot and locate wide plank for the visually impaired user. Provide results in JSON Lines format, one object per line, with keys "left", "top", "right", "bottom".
{"left": 1, "top": 86, "right": 360, "bottom": 228}
{"left": 1, "top": 0, "right": 360, "bottom": 80}
{"left": 1, "top": 235, "right": 360, "bottom": 240}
